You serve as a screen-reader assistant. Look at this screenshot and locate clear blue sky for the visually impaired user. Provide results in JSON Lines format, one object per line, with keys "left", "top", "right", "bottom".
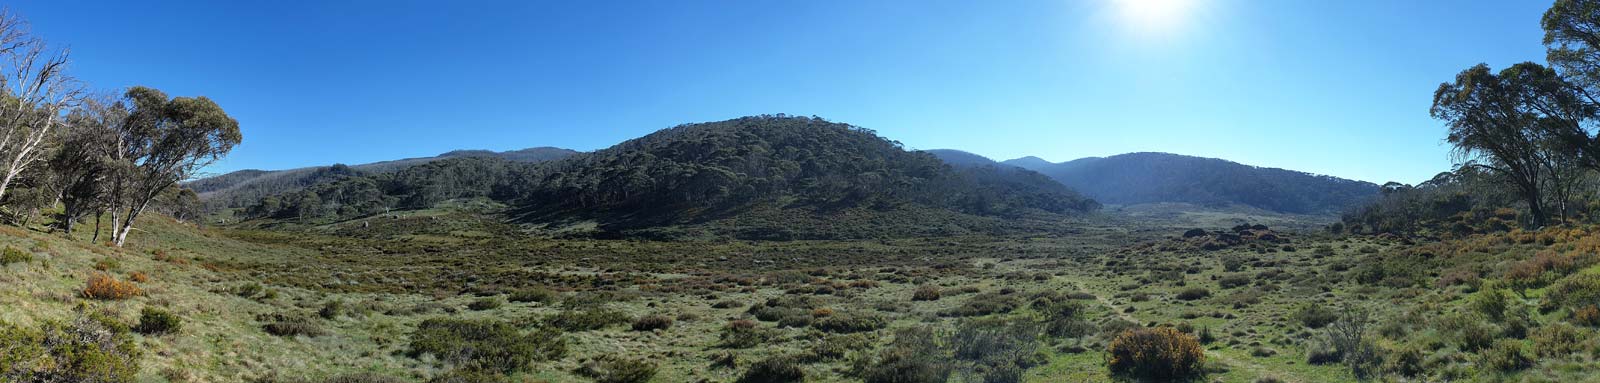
{"left": 10, "top": 0, "right": 1553, "bottom": 184}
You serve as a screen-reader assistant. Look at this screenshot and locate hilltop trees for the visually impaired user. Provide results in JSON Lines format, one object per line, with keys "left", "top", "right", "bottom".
{"left": 0, "top": 10, "right": 80, "bottom": 204}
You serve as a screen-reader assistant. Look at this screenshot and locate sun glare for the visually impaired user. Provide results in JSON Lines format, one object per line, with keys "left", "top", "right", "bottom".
{"left": 1112, "top": 0, "right": 1198, "bottom": 36}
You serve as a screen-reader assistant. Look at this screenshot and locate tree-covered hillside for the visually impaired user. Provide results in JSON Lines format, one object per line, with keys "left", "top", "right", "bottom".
{"left": 237, "top": 116, "right": 1099, "bottom": 238}
{"left": 190, "top": 147, "right": 577, "bottom": 212}
{"left": 1009, "top": 152, "right": 1379, "bottom": 215}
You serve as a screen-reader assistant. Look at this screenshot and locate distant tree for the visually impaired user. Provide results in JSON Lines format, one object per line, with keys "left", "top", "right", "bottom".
{"left": 0, "top": 10, "right": 81, "bottom": 204}
{"left": 104, "top": 86, "right": 240, "bottom": 246}
{"left": 1431, "top": 63, "right": 1583, "bottom": 228}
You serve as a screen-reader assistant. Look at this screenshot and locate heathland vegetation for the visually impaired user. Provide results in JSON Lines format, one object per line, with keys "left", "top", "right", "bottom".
{"left": 11, "top": 1, "right": 1600, "bottom": 383}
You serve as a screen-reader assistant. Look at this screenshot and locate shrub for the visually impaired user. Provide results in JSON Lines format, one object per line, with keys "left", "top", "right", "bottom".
{"left": 1174, "top": 287, "right": 1210, "bottom": 301}
{"left": 83, "top": 273, "right": 143, "bottom": 300}
{"left": 1217, "top": 274, "right": 1251, "bottom": 289}
{"left": 508, "top": 287, "right": 558, "bottom": 303}
{"left": 737, "top": 355, "right": 805, "bottom": 383}
{"left": 912, "top": 285, "right": 941, "bottom": 301}
{"left": 808, "top": 334, "right": 871, "bottom": 361}
{"left": 546, "top": 307, "right": 628, "bottom": 331}
{"left": 853, "top": 327, "right": 952, "bottom": 383}
{"left": 1293, "top": 304, "right": 1338, "bottom": 329}
{"left": 467, "top": 297, "right": 504, "bottom": 311}
{"left": 1574, "top": 305, "right": 1600, "bottom": 327}
{"left": 0, "top": 246, "right": 31, "bottom": 265}
{"left": 93, "top": 257, "right": 120, "bottom": 271}
{"left": 631, "top": 315, "right": 674, "bottom": 331}
{"left": 264, "top": 321, "right": 326, "bottom": 337}
{"left": 1106, "top": 327, "right": 1205, "bottom": 380}
{"left": 127, "top": 272, "right": 149, "bottom": 283}
{"left": 1040, "top": 300, "right": 1093, "bottom": 338}
{"left": 1530, "top": 323, "right": 1586, "bottom": 358}
{"left": 945, "top": 293, "right": 1022, "bottom": 317}
{"left": 951, "top": 317, "right": 1041, "bottom": 372}
{"left": 134, "top": 307, "right": 182, "bottom": 335}
{"left": 576, "top": 356, "right": 657, "bottom": 383}
{"left": 319, "top": 300, "right": 347, "bottom": 319}
{"left": 235, "top": 282, "right": 264, "bottom": 298}
{"left": 1479, "top": 339, "right": 1532, "bottom": 372}
{"left": 427, "top": 370, "right": 510, "bottom": 383}
{"left": 813, "top": 312, "right": 888, "bottom": 333}
{"left": 1468, "top": 288, "right": 1511, "bottom": 321}
{"left": 0, "top": 314, "right": 140, "bottom": 382}
{"left": 1544, "top": 273, "right": 1600, "bottom": 312}
{"left": 720, "top": 319, "right": 773, "bottom": 348}
{"left": 1382, "top": 344, "right": 1424, "bottom": 378}
{"left": 408, "top": 318, "right": 565, "bottom": 373}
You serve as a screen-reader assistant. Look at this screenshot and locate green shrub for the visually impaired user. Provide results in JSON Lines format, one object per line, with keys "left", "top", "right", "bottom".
{"left": 408, "top": 318, "right": 566, "bottom": 373}
{"left": 1530, "top": 323, "right": 1586, "bottom": 358}
{"left": 1217, "top": 274, "right": 1251, "bottom": 289}
{"left": 1544, "top": 273, "right": 1600, "bottom": 312}
{"left": 0, "top": 314, "right": 141, "bottom": 382}
{"left": 1469, "top": 288, "right": 1511, "bottom": 322}
{"left": 631, "top": 315, "right": 673, "bottom": 331}
{"left": 1293, "top": 304, "right": 1338, "bottom": 329}
{"left": 737, "top": 355, "right": 805, "bottom": 383}
{"left": 719, "top": 319, "right": 773, "bottom": 348}
{"left": 134, "top": 307, "right": 182, "bottom": 335}
{"left": 852, "top": 327, "right": 952, "bottom": 383}
{"left": 1382, "top": 344, "right": 1423, "bottom": 378}
{"left": 1106, "top": 327, "right": 1205, "bottom": 380}
{"left": 426, "top": 370, "right": 510, "bottom": 383}
{"left": 508, "top": 287, "right": 558, "bottom": 304}
{"left": 545, "top": 307, "right": 628, "bottom": 331}
{"left": 1174, "top": 287, "right": 1210, "bottom": 301}
{"left": 912, "top": 285, "right": 941, "bottom": 301}
{"left": 319, "top": 300, "right": 347, "bottom": 319}
{"left": 944, "top": 293, "right": 1022, "bottom": 317}
{"left": 813, "top": 312, "right": 888, "bottom": 333}
{"left": 467, "top": 297, "right": 504, "bottom": 311}
{"left": 264, "top": 321, "right": 326, "bottom": 337}
{"left": 576, "top": 355, "right": 657, "bottom": 383}
{"left": 0, "top": 247, "right": 30, "bottom": 265}
{"left": 807, "top": 334, "right": 871, "bottom": 361}
{"left": 1479, "top": 339, "right": 1532, "bottom": 372}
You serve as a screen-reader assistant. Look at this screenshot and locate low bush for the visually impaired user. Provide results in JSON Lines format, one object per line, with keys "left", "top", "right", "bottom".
{"left": 720, "top": 319, "right": 773, "bottom": 348}
{"left": 945, "top": 293, "right": 1022, "bottom": 317}
{"left": 127, "top": 271, "right": 149, "bottom": 283}
{"left": 737, "top": 355, "right": 805, "bottom": 383}
{"left": 1174, "top": 287, "right": 1210, "bottom": 301}
{"left": 912, "top": 285, "right": 941, "bottom": 301}
{"left": 546, "top": 307, "right": 628, "bottom": 331}
{"left": 467, "top": 297, "right": 504, "bottom": 311}
{"left": 83, "top": 273, "right": 143, "bottom": 300}
{"left": 576, "top": 355, "right": 657, "bottom": 383}
{"left": 808, "top": 334, "right": 871, "bottom": 361}
{"left": 813, "top": 312, "right": 888, "bottom": 333}
{"left": 1293, "top": 304, "right": 1338, "bottom": 329}
{"left": 1217, "top": 274, "right": 1251, "bottom": 289}
{"left": 1106, "top": 327, "right": 1205, "bottom": 380}
{"left": 134, "top": 307, "right": 182, "bottom": 335}
{"left": 508, "top": 287, "right": 558, "bottom": 304}
{"left": 631, "top": 315, "right": 674, "bottom": 331}
{"left": 0, "top": 314, "right": 140, "bottom": 382}
{"left": 408, "top": 318, "right": 566, "bottom": 373}
{"left": 264, "top": 321, "right": 326, "bottom": 338}
{"left": 852, "top": 327, "right": 952, "bottom": 383}
{"left": 1479, "top": 339, "right": 1532, "bottom": 372}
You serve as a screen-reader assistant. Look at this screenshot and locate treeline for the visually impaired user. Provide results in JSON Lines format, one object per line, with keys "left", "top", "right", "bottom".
{"left": 1344, "top": 0, "right": 1600, "bottom": 234}
{"left": 0, "top": 11, "right": 240, "bottom": 246}
{"left": 241, "top": 116, "right": 1099, "bottom": 228}
{"left": 1022, "top": 152, "right": 1380, "bottom": 215}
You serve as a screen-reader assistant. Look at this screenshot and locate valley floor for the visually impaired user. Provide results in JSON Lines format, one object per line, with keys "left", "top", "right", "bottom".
{"left": 2, "top": 207, "right": 1593, "bottom": 382}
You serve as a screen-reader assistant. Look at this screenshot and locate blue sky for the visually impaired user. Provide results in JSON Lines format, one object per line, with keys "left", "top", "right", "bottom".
{"left": 10, "top": 0, "right": 1552, "bottom": 184}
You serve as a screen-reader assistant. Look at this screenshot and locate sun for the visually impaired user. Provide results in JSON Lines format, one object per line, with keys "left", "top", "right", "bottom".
{"left": 1111, "top": 0, "right": 1199, "bottom": 36}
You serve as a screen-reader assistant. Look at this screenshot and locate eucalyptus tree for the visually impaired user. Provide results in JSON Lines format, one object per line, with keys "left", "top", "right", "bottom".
{"left": 0, "top": 10, "right": 80, "bottom": 203}
{"left": 104, "top": 86, "right": 240, "bottom": 246}
{"left": 1431, "top": 63, "right": 1586, "bottom": 228}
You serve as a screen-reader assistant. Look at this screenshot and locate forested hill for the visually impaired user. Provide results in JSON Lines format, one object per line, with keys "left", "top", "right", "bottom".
{"left": 235, "top": 116, "right": 1100, "bottom": 238}
{"left": 1000, "top": 152, "right": 1379, "bottom": 215}
{"left": 188, "top": 147, "right": 577, "bottom": 210}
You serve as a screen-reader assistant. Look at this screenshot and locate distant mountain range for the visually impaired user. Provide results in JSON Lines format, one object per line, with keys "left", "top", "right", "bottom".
{"left": 924, "top": 149, "right": 1379, "bottom": 215}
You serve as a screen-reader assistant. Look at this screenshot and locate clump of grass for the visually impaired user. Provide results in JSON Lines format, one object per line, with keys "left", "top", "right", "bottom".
{"left": 631, "top": 314, "right": 674, "bottom": 331}
{"left": 575, "top": 355, "right": 657, "bottom": 383}
{"left": 83, "top": 272, "right": 143, "bottom": 300}
{"left": 264, "top": 320, "right": 326, "bottom": 338}
{"left": 408, "top": 317, "right": 566, "bottom": 374}
{"left": 1294, "top": 304, "right": 1338, "bottom": 329}
{"left": 812, "top": 312, "right": 888, "bottom": 333}
{"left": 0, "top": 312, "right": 140, "bottom": 381}
{"left": 134, "top": 307, "right": 183, "bottom": 335}
{"left": 0, "top": 246, "right": 31, "bottom": 265}
{"left": 93, "top": 257, "right": 120, "bottom": 271}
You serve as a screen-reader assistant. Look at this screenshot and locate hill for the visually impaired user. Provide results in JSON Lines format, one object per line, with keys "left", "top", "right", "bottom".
{"left": 998, "top": 152, "right": 1379, "bottom": 215}
{"left": 189, "top": 147, "right": 577, "bottom": 211}
{"left": 233, "top": 116, "right": 1099, "bottom": 239}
